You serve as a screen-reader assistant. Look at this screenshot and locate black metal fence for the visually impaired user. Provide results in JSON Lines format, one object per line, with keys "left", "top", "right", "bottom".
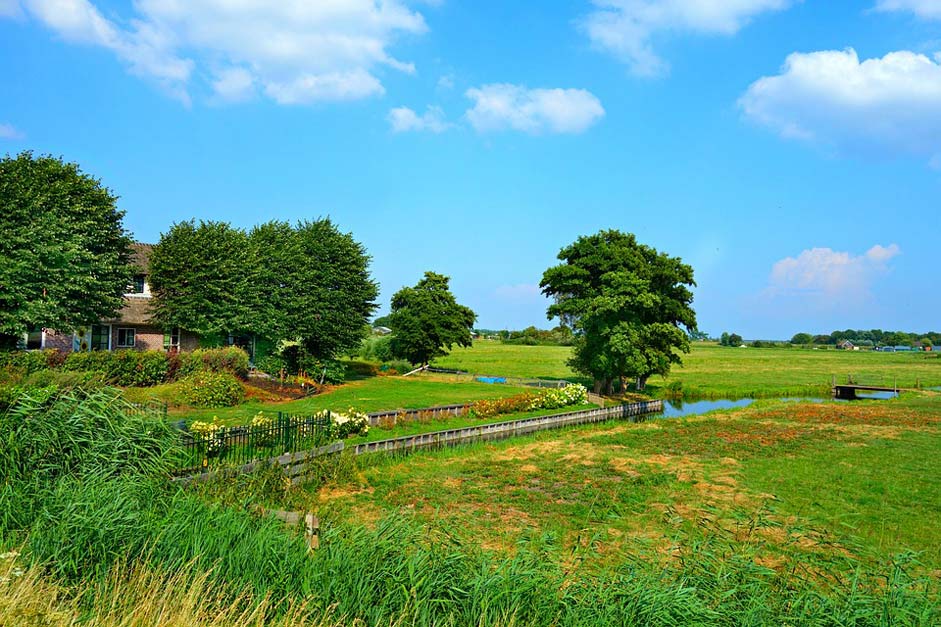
{"left": 177, "top": 411, "right": 333, "bottom": 473}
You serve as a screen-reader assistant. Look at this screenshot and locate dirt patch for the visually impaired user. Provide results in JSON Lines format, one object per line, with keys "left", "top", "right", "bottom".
{"left": 492, "top": 440, "right": 565, "bottom": 462}
{"left": 315, "top": 484, "right": 374, "bottom": 502}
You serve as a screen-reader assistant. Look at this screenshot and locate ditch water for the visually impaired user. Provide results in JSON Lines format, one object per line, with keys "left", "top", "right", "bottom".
{"left": 656, "top": 391, "right": 899, "bottom": 419}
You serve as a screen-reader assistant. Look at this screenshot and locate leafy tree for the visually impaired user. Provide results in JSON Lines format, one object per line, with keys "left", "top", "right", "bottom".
{"left": 688, "top": 329, "right": 710, "bottom": 341}
{"left": 149, "top": 221, "right": 252, "bottom": 341}
{"left": 719, "top": 332, "right": 731, "bottom": 346}
{"left": 272, "top": 219, "right": 379, "bottom": 359}
{"left": 388, "top": 272, "right": 476, "bottom": 366}
{"left": 0, "top": 152, "right": 133, "bottom": 348}
{"left": 372, "top": 314, "right": 393, "bottom": 328}
{"left": 728, "top": 333, "right": 743, "bottom": 347}
{"left": 152, "top": 218, "right": 378, "bottom": 363}
{"left": 540, "top": 230, "right": 696, "bottom": 393}
{"left": 790, "top": 332, "right": 813, "bottom": 345}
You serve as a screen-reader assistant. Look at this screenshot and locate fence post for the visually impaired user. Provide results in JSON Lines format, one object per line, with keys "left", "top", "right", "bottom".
{"left": 305, "top": 513, "right": 320, "bottom": 551}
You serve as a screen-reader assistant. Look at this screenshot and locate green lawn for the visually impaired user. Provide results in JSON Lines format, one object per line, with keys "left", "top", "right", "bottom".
{"left": 151, "top": 375, "right": 535, "bottom": 425}
{"left": 431, "top": 340, "right": 577, "bottom": 379}
{"left": 302, "top": 392, "right": 941, "bottom": 571}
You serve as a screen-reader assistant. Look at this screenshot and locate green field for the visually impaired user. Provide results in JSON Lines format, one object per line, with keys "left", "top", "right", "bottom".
{"left": 432, "top": 340, "right": 941, "bottom": 398}
{"left": 306, "top": 393, "right": 941, "bottom": 570}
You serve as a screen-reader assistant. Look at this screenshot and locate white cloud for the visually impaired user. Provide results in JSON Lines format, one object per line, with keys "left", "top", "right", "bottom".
{"left": 464, "top": 84, "right": 605, "bottom": 134}
{"left": 210, "top": 67, "right": 254, "bottom": 103}
{"left": 9, "top": 0, "right": 427, "bottom": 105}
{"left": 875, "top": 0, "right": 941, "bottom": 19}
{"left": 0, "top": 123, "right": 24, "bottom": 139}
{"left": 579, "top": 0, "right": 794, "bottom": 76}
{"left": 766, "top": 244, "right": 900, "bottom": 305}
{"left": 388, "top": 105, "right": 450, "bottom": 133}
{"left": 740, "top": 48, "right": 941, "bottom": 163}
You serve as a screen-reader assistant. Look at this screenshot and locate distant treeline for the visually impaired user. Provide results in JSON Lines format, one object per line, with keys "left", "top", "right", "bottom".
{"left": 495, "top": 326, "right": 575, "bottom": 346}
{"left": 713, "top": 329, "right": 938, "bottom": 348}
{"left": 789, "top": 329, "right": 938, "bottom": 347}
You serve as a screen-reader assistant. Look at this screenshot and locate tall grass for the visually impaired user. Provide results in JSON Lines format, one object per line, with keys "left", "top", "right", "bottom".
{"left": 1, "top": 389, "right": 938, "bottom": 626}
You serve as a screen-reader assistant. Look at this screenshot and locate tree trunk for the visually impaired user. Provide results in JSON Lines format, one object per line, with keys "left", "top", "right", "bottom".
{"left": 593, "top": 379, "right": 603, "bottom": 395}
{"left": 635, "top": 375, "right": 649, "bottom": 391}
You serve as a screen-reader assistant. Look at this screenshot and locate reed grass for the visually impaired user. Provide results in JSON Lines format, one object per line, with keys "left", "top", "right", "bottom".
{"left": 2, "top": 388, "right": 938, "bottom": 626}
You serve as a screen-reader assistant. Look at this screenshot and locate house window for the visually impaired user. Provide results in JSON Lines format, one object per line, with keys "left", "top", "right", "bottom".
{"left": 25, "top": 327, "right": 43, "bottom": 350}
{"left": 128, "top": 274, "right": 146, "bottom": 294}
{"left": 91, "top": 324, "right": 110, "bottom": 351}
{"left": 116, "top": 328, "right": 136, "bottom": 348}
{"left": 163, "top": 328, "right": 180, "bottom": 351}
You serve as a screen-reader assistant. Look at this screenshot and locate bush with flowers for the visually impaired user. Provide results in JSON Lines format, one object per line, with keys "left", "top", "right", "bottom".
{"left": 326, "top": 408, "right": 370, "bottom": 439}
{"left": 471, "top": 384, "right": 588, "bottom": 418}
{"left": 528, "top": 384, "right": 589, "bottom": 410}
{"left": 189, "top": 416, "right": 226, "bottom": 457}
{"left": 250, "top": 412, "right": 276, "bottom": 447}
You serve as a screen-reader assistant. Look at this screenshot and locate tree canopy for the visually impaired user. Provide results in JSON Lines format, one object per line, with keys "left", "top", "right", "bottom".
{"left": 148, "top": 220, "right": 252, "bottom": 340}
{"left": 150, "top": 218, "right": 378, "bottom": 359}
{"left": 0, "top": 152, "right": 133, "bottom": 348}
{"left": 388, "top": 272, "right": 476, "bottom": 366}
{"left": 540, "top": 230, "right": 696, "bottom": 393}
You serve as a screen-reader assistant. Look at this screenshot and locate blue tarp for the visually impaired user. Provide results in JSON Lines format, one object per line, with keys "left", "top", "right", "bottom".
{"left": 476, "top": 376, "right": 507, "bottom": 384}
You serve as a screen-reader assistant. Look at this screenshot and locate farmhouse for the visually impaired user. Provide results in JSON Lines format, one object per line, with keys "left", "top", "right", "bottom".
{"left": 837, "top": 340, "right": 858, "bottom": 350}
{"left": 23, "top": 243, "right": 199, "bottom": 353}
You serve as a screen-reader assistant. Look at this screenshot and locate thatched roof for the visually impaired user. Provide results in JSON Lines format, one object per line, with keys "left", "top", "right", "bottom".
{"left": 130, "top": 243, "right": 153, "bottom": 272}
{"left": 103, "top": 296, "right": 153, "bottom": 325}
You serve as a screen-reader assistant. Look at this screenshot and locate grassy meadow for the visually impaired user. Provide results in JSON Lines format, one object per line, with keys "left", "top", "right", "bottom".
{"left": 5, "top": 342, "right": 940, "bottom": 625}
{"left": 303, "top": 393, "right": 941, "bottom": 571}
{"left": 433, "top": 340, "right": 941, "bottom": 398}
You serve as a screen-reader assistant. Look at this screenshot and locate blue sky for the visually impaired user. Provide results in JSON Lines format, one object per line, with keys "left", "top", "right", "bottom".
{"left": 2, "top": 0, "right": 940, "bottom": 339}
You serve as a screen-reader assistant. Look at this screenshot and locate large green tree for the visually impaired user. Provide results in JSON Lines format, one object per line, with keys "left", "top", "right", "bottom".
{"left": 0, "top": 152, "right": 133, "bottom": 348}
{"left": 250, "top": 219, "right": 379, "bottom": 359}
{"left": 388, "top": 272, "right": 476, "bottom": 367}
{"left": 540, "top": 230, "right": 696, "bottom": 393}
{"left": 148, "top": 220, "right": 253, "bottom": 341}
{"left": 152, "top": 218, "right": 378, "bottom": 360}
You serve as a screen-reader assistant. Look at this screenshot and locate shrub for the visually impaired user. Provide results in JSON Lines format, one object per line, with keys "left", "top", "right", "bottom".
{"left": 529, "top": 384, "right": 588, "bottom": 410}
{"left": 253, "top": 353, "right": 287, "bottom": 377}
{"left": 471, "top": 385, "right": 588, "bottom": 418}
{"left": 380, "top": 359, "right": 413, "bottom": 375}
{"left": 177, "top": 347, "right": 250, "bottom": 380}
{"left": 61, "top": 350, "right": 169, "bottom": 387}
{"left": 471, "top": 393, "right": 540, "bottom": 418}
{"left": 0, "top": 349, "right": 59, "bottom": 376}
{"left": 178, "top": 372, "right": 244, "bottom": 408}
{"left": 327, "top": 408, "right": 369, "bottom": 439}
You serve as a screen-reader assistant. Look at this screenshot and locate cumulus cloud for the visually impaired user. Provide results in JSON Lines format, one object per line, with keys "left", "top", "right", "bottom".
{"left": 579, "top": 0, "right": 794, "bottom": 76}
{"left": 7, "top": 0, "right": 427, "bottom": 104}
{"left": 211, "top": 67, "right": 254, "bottom": 103}
{"left": 388, "top": 105, "right": 450, "bottom": 133}
{"left": 766, "top": 244, "right": 901, "bottom": 305}
{"left": 740, "top": 48, "right": 941, "bottom": 163}
{"left": 464, "top": 84, "right": 605, "bottom": 134}
{"left": 0, "top": 123, "right": 24, "bottom": 139}
{"left": 874, "top": 0, "right": 941, "bottom": 19}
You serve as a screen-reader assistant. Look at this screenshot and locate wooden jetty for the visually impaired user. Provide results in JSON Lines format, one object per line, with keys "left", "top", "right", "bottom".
{"left": 831, "top": 384, "right": 898, "bottom": 400}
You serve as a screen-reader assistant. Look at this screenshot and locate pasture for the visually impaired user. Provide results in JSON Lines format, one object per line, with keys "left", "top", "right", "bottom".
{"left": 434, "top": 340, "right": 941, "bottom": 398}
{"left": 306, "top": 392, "right": 941, "bottom": 570}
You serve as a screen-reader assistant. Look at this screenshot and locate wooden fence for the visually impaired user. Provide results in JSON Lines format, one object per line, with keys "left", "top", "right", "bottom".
{"left": 366, "top": 403, "right": 470, "bottom": 427}
{"left": 177, "top": 400, "right": 663, "bottom": 486}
